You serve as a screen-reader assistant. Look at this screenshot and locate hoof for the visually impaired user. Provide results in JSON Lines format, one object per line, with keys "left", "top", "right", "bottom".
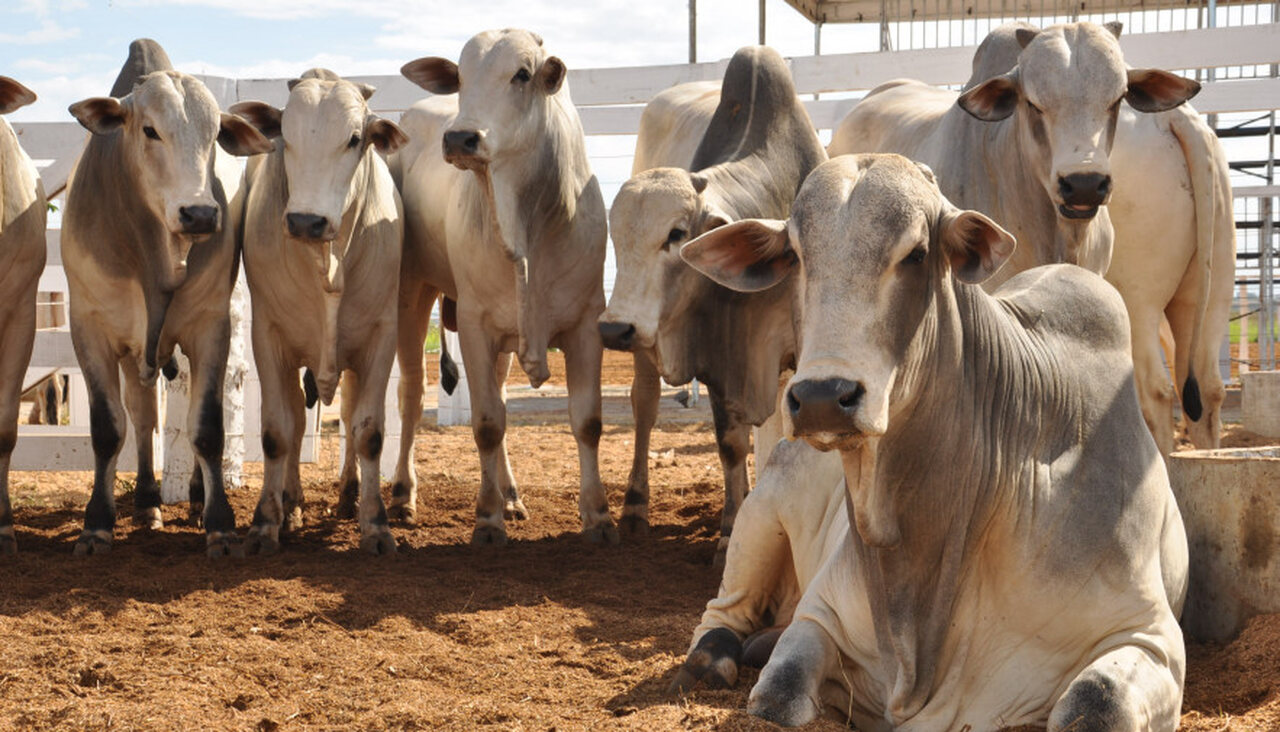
{"left": 73, "top": 531, "right": 112, "bottom": 557}
{"left": 187, "top": 502, "right": 205, "bottom": 528}
{"left": 387, "top": 502, "right": 417, "bottom": 525}
{"left": 336, "top": 480, "right": 358, "bottom": 520}
{"left": 668, "top": 627, "right": 742, "bottom": 695}
{"left": 618, "top": 514, "right": 649, "bottom": 537}
{"left": 583, "top": 524, "right": 621, "bottom": 545}
{"left": 0, "top": 529, "right": 15, "bottom": 555}
{"left": 470, "top": 524, "right": 508, "bottom": 547}
{"left": 244, "top": 526, "right": 280, "bottom": 556}
{"left": 282, "top": 506, "right": 304, "bottom": 535}
{"left": 134, "top": 506, "right": 163, "bottom": 532}
{"left": 359, "top": 528, "right": 397, "bottom": 556}
{"left": 504, "top": 498, "right": 529, "bottom": 521}
{"left": 206, "top": 532, "right": 245, "bottom": 559}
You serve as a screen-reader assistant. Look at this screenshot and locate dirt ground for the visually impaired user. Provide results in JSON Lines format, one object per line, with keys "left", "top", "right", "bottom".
{"left": 1, "top": 350, "right": 1276, "bottom": 730}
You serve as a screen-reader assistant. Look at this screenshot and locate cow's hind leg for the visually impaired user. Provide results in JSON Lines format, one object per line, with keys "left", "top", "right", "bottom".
{"left": 620, "top": 350, "right": 660, "bottom": 536}
{"left": 389, "top": 280, "right": 437, "bottom": 523}
{"left": 1130, "top": 310, "right": 1176, "bottom": 456}
{"left": 0, "top": 297, "right": 35, "bottom": 554}
{"left": 187, "top": 463, "right": 204, "bottom": 527}
{"left": 119, "top": 359, "right": 162, "bottom": 532}
{"left": 563, "top": 317, "right": 616, "bottom": 544}
{"left": 349, "top": 351, "right": 397, "bottom": 555}
{"left": 1048, "top": 644, "right": 1182, "bottom": 732}
{"left": 335, "top": 372, "right": 359, "bottom": 519}
{"left": 71, "top": 327, "right": 126, "bottom": 555}
{"left": 710, "top": 391, "right": 751, "bottom": 565}
{"left": 246, "top": 342, "right": 304, "bottom": 556}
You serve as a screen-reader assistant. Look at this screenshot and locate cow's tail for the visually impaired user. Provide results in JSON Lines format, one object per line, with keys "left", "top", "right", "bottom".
{"left": 438, "top": 296, "right": 459, "bottom": 396}
{"left": 1168, "top": 106, "right": 1223, "bottom": 423}
{"left": 303, "top": 368, "right": 319, "bottom": 409}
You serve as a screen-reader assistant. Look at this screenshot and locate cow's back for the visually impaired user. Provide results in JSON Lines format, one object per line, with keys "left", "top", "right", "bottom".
{"left": 632, "top": 81, "right": 719, "bottom": 173}
{"left": 828, "top": 80, "right": 952, "bottom": 163}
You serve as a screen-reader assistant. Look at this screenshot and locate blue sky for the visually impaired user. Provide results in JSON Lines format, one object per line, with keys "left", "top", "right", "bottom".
{"left": 3, "top": 0, "right": 881, "bottom": 122}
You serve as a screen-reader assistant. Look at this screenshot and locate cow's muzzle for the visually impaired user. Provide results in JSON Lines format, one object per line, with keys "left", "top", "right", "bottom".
{"left": 443, "top": 129, "right": 486, "bottom": 170}
{"left": 179, "top": 205, "right": 218, "bottom": 235}
{"left": 286, "top": 213, "right": 333, "bottom": 241}
{"left": 787, "top": 378, "right": 865, "bottom": 447}
{"left": 598, "top": 321, "right": 637, "bottom": 351}
{"left": 1056, "top": 173, "right": 1111, "bottom": 220}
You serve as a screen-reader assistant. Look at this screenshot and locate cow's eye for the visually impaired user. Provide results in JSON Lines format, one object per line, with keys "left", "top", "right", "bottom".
{"left": 143, "top": 126, "right": 160, "bottom": 141}
{"left": 347, "top": 133, "right": 361, "bottom": 149}
{"left": 662, "top": 228, "right": 686, "bottom": 251}
{"left": 512, "top": 68, "right": 531, "bottom": 83}
{"left": 904, "top": 245, "right": 927, "bottom": 264}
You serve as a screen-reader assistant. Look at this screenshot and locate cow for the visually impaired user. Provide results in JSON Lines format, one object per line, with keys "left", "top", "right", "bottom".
{"left": 61, "top": 39, "right": 272, "bottom": 556}
{"left": 672, "top": 153, "right": 1189, "bottom": 729}
{"left": 230, "top": 69, "right": 407, "bottom": 555}
{"left": 598, "top": 47, "right": 825, "bottom": 555}
{"left": 391, "top": 29, "right": 611, "bottom": 545}
{"left": 0, "top": 76, "right": 46, "bottom": 555}
{"left": 828, "top": 22, "right": 1199, "bottom": 290}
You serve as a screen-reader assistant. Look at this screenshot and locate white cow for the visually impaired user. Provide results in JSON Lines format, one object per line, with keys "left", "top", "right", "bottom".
{"left": 392, "top": 29, "right": 612, "bottom": 544}
{"left": 62, "top": 39, "right": 272, "bottom": 556}
{"left": 232, "top": 69, "right": 407, "bottom": 555}
{"left": 0, "top": 76, "right": 46, "bottom": 555}
{"left": 675, "top": 154, "right": 1188, "bottom": 730}
{"left": 630, "top": 81, "right": 718, "bottom": 174}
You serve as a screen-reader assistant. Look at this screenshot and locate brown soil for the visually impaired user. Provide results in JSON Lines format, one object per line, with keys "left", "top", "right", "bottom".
{"left": 0, "top": 354, "right": 1275, "bottom": 730}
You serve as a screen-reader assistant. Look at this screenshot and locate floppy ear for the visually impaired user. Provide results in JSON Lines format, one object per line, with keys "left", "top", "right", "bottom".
{"left": 354, "top": 82, "right": 376, "bottom": 101}
{"left": 957, "top": 72, "right": 1020, "bottom": 121}
{"left": 217, "top": 112, "right": 274, "bottom": 156}
{"left": 1126, "top": 69, "right": 1199, "bottom": 113}
{"left": 539, "top": 56, "right": 566, "bottom": 95}
{"left": 1014, "top": 27, "right": 1039, "bottom": 48}
{"left": 1103, "top": 21, "right": 1124, "bottom": 39}
{"left": 365, "top": 116, "right": 408, "bottom": 154}
{"left": 0, "top": 76, "right": 36, "bottom": 115}
{"left": 228, "top": 101, "right": 282, "bottom": 139}
{"left": 69, "top": 96, "right": 127, "bottom": 135}
{"left": 940, "top": 208, "right": 1016, "bottom": 284}
{"left": 401, "top": 57, "right": 460, "bottom": 94}
{"left": 681, "top": 218, "right": 795, "bottom": 292}
{"left": 688, "top": 171, "right": 709, "bottom": 194}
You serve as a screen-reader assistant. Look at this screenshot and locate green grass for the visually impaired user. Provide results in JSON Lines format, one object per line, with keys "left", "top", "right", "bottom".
{"left": 1229, "top": 317, "right": 1261, "bottom": 344}
{"left": 424, "top": 323, "right": 441, "bottom": 353}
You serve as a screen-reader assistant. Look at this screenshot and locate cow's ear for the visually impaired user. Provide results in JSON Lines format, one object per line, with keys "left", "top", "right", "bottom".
{"left": 681, "top": 218, "right": 795, "bottom": 293}
{"left": 1103, "top": 21, "right": 1124, "bottom": 38}
{"left": 228, "top": 101, "right": 282, "bottom": 139}
{"left": 1126, "top": 69, "right": 1199, "bottom": 113}
{"left": 365, "top": 116, "right": 408, "bottom": 154}
{"left": 1014, "top": 27, "right": 1039, "bottom": 48}
{"left": 940, "top": 208, "right": 1016, "bottom": 284}
{"left": 218, "top": 112, "right": 274, "bottom": 156}
{"left": 0, "top": 76, "right": 36, "bottom": 115}
{"left": 401, "top": 57, "right": 459, "bottom": 95}
{"left": 539, "top": 56, "right": 566, "bottom": 95}
{"left": 957, "top": 72, "right": 1019, "bottom": 121}
{"left": 355, "top": 82, "right": 376, "bottom": 101}
{"left": 688, "top": 171, "right": 709, "bottom": 194}
{"left": 69, "top": 96, "right": 126, "bottom": 135}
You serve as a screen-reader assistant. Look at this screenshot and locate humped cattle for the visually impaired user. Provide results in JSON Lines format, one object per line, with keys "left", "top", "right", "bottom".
{"left": 674, "top": 153, "right": 1188, "bottom": 731}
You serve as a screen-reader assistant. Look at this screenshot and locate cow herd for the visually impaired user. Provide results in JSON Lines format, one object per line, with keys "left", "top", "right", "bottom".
{"left": 0, "top": 21, "right": 1235, "bottom": 730}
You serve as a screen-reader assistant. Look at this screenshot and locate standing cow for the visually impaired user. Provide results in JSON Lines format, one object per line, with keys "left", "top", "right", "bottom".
{"left": 391, "top": 29, "right": 611, "bottom": 545}
{"left": 599, "top": 47, "right": 825, "bottom": 553}
{"left": 231, "top": 69, "right": 407, "bottom": 555}
{"left": 676, "top": 153, "right": 1188, "bottom": 730}
{"left": 0, "top": 77, "right": 46, "bottom": 555}
{"left": 62, "top": 39, "right": 272, "bottom": 556}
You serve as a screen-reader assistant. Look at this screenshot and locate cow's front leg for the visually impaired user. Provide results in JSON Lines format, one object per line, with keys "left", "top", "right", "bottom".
{"left": 181, "top": 336, "right": 240, "bottom": 558}
{"left": 620, "top": 349, "right": 660, "bottom": 536}
{"left": 186, "top": 463, "right": 204, "bottom": 527}
{"left": 459, "top": 320, "right": 518, "bottom": 546}
{"left": 119, "top": 359, "right": 162, "bottom": 532}
{"left": 246, "top": 340, "right": 303, "bottom": 556}
{"left": 335, "top": 372, "right": 359, "bottom": 519}
{"left": 389, "top": 280, "right": 437, "bottom": 523}
{"left": 70, "top": 325, "right": 126, "bottom": 556}
{"left": 747, "top": 618, "right": 840, "bottom": 727}
{"left": 348, "top": 356, "right": 397, "bottom": 556}
{"left": 709, "top": 391, "right": 751, "bottom": 564}
{"left": 562, "top": 317, "right": 616, "bottom": 544}
{"left": 1049, "top": 643, "right": 1183, "bottom": 732}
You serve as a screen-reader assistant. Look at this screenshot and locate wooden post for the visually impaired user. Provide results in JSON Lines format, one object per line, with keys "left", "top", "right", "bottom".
{"left": 1240, "top": 284, "right": 1251, "bottom": 377}
{"left": 759, "top": 0, "right": 766, "bottom": 45}
{"left": 689, "top": 0, "right": 697, "bottom": 63}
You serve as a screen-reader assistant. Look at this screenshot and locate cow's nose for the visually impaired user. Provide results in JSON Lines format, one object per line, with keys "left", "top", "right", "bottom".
{"left": 598, "top": 321, "right": 636, "bottom": 351}
{"left": 787, "top": 378, "right": 865, "bottom": 435}
{"left": 1057, "top": 173, "right": 1112, "bottom": 209}
{"left": 178, "top": 205, "right": 218, "bottom": 235}
{"left": 286, "top": 213, "right": 329, "bottom": 240}
{"left": 443, "top": 130, "right": 481, "bottom": 157}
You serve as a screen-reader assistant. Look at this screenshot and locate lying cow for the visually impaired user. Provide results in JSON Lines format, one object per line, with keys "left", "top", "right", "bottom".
{"left": 392, "top": 29, "right": 611, "bottom": 544}
{"left": 231, "top": 69, "right": 406, "bottom": 555}
{"left": 0, "top": 76, "right": 46, "bottom": 555}
{"left": 675, "top": 154, "right": 1189, "bottom": 730}
{"left": 62, "top": 39, "right": 272, "bottom": 556}
{"left": 599, "top": 47, "right": 825, "bottom": 552}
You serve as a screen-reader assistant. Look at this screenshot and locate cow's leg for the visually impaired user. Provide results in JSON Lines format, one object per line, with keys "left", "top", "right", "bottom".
{"left": 1129, "top": 309, "right": 1176, "bottom": 456}
{"left": 282, "top": 379, "right": 306, "bottom": 534}
{"left": 335, "top": 372, "right": 359, "bottom": 520}
{"left": 0, "top": 299, "right": 34, "bottom": 555}
{"left": 562, "top": 317, "right": 616, "bottom": 544}
{"left": 620, "top": 350, "right": 660, "bottom": 536}
{"left": 710, "top": 390, "right": 751, "bottom": 564}
{"left": 1166, "top": 296, "right": 1225, "bottom": 449}
{"left": 187, "top": 463, "right": 204, "bottom": 527}
{"left": 349, "top": 345, "right": 397, "bottom": 555}
{"left": 246, "top": 345, "right": 303, "bottom": 556}
{"left": 457, "top": 317, "right": 518, "bottom": 546}
{"left": 184, "top": 326, "right": 241, "bottom": 558}
{"left": 119, "top": 359, "right": 162, "bottom": 532}
{"left": 71, "top": 328, "right": 126, "bottom": 556}
{"left": 1048, "top": 644, "right": 1182, "bottom": 732}
{"left": 389, "top": 282, "right": 437, "bottom": 523}
{"left": 746, "top": 618, "right": 840, "bottom": 726}
{"left": 492, "top": 351, "right": 529, "bottom": 520}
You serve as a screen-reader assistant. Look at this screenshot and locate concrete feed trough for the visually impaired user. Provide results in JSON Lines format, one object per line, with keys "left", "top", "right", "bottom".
{"left": 1168, "top": 446, "right": 1280, "bottom": 642}
{"left": 1242, "top": 370, "right": 1280, "bottom": 438}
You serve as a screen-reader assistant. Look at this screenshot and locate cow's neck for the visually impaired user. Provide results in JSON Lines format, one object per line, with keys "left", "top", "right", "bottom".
{"left": 849, "top": 277, "right": 1075, "bottom": 725}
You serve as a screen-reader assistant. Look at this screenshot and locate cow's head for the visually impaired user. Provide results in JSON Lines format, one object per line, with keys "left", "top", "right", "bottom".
{"left": 401, "top": 28, "right": 567, "bottom": 172}
{"left": 69, "top": 71, "right": 271, "bottom": 278}
{"left": 957, "top": 22, "right": 1197, "bottom": 225}
{"left": 232, "top": 71, "right": 407, "bottom": 245}
{"left": 599, "top": 168, "right": 729, "bottom": 352}
{"left": 683, "top": 154, "right": 1015, "bottom": 451}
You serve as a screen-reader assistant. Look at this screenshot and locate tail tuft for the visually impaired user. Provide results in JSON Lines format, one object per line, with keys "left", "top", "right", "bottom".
{"left": 1182, "top": 371, "right": 1203, "bottom": 422}
{"left": 303, "top": 368, "right": 319, "bottom": 409}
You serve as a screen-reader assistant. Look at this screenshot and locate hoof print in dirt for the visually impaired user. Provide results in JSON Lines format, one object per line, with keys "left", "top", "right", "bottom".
{"left": 360, "top": 530, "right": 397, "bottom": 556}
{"left": 206, "top": 534, "right": 245, "bottom": 560}
{"left": 470, "top": 525, "right": 508, "bottom": 547}
{"left": 73, "top": 532, "right": 112, "bottom": 557}
{"left": 583, "top": 524, "right": 621, "bottom": 545}
{"left": 618, "top": 514, "right": 649, "bottom": 537}
{"left": 668, "top": 628, "right": 742, "bottom": 694}
{"left": 244, "top": 528, "right": 280, "bottom": 557}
